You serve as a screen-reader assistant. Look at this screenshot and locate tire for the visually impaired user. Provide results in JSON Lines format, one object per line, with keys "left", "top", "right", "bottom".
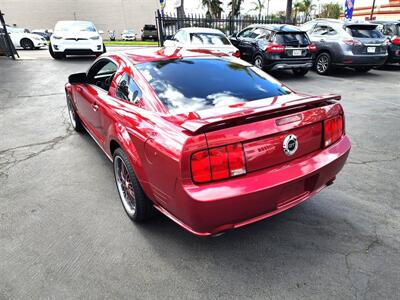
{"left": 66, "top": 93, "right": 84, "bottom": 132}
{"left": 49, "top": 46, "right": 64, "bottom": 59}
{"left": 253, "top": 54, "right": 264, "bottom": 69}
{"left": 292, "top": 68, "right": 309, "bottom": 77}
{"left": 113, "top": 148, "right": 154, "bottom": 222}
{"left": 315, "top": 52, "right": 332, "bottom": 75}
{"left": 354, "top": 67, "right": 372, "bottom": 73}
{"left": 20, "top": 38, "right": 34, "bottom": 50}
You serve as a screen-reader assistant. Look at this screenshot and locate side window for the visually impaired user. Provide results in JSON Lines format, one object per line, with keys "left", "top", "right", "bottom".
{"left": 254, "top": 29, "right": 272, "bottom": 40}
{"left": 87, "top": 59, "right": 117, "bottom": 91}
{"left": 174, "top": 30, "right": 187, "bottom": 43}
{"left": 301, "top": 22, "right": 315, "bottom": 33}
{"left": 238, "top": 27, "right": 254, "bottom": 38}
{"left": 382, "top": 25, "right": 395, "bottom": 36}
{"left": 312, "top": 25, "right": 330, "bottom": 36}
{"left": 116, "top": 73, "right": 142, "bottom": 104}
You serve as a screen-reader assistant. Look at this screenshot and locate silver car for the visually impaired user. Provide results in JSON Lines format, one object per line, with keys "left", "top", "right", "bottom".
{"left": 301, "top": 19, "right": 387, "bottom": 75}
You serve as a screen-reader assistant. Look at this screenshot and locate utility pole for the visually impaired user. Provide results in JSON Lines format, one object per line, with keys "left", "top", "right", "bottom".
{"left": 286, "top": 0, "right": 293, "bottom": 23}
{"left": 369, "top": 0, "right": 376, "bottom": 20}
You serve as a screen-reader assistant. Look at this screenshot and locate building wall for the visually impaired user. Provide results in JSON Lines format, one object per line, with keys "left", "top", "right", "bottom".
{"left": 0, "top": 0, "right": 160, "bottom": 38}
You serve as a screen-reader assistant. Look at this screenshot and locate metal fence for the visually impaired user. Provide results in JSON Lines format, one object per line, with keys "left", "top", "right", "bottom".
{"left": 156, "top": 11, "right": 292, "bottom": 46}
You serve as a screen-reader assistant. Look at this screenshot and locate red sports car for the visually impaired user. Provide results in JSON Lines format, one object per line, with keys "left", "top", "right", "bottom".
{"left": 65, "top": 47, "right": 351, "bottom": 236}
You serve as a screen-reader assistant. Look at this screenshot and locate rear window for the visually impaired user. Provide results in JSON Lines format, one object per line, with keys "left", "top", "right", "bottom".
{"left": 136, "top": 58, "right": 291, "bottom": 114}
{"left": 346, "top": 26, "right": 383, "bottom": 38}
{"left": 273, "top": 33, "right": 310, "bottom": 46}
{"left": 190, "top": 33, "right": 230, "bottom": 45}
{"left": 144, "top": 25, "right": 156, "bottom": 30}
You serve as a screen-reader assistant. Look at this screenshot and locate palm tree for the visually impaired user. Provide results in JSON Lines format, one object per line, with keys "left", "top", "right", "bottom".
{"left": 201, "top": 0, "right": 224, "bottom": 18}
{"left": 229, "top": 0, "right": 244, "bottom": 17}
{"left": 293, "top": 1, "right": 304, "bottom": 24}
{"left": 249, "top": 0, "right": 266, "bottom": 19}
{"left": 300, "top": 0, "right": 316, "bottom": 21}
{"left": 286, "top": 0, "right": 293, "bottom": 23}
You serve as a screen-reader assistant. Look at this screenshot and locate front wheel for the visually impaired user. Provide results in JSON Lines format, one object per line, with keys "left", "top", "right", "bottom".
{"left": 49, "top": 46, "right": 64, "bottom": 59}
{"left": 66, "top": 94, "right": 84, "bottom": 132}
{"left": 20, "top": 38, "right": 34, "bottom": 50}
{"left": 113, "top": 148, "right": 154, "bottom": 222}
{"left": 253, "top": 54, "right": 264, "bottom": 69}
{"left": 292, "top": 68, "right": 309, "bottom": 77}
{"left": 315, "top": 52, "right": 332, "bottom": 75}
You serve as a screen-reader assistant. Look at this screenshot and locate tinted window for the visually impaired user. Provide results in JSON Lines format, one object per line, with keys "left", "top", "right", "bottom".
{"left": 273, "top": 33, "right": 310, "bottom": 46}
{"left": 238, "top": 28, "right": 254, "bottom": 38}
{"left": 87, "top": 59, "right": 117, "bottom": 91}
{"left": 136, "top": 58, "right": 291, "bottom": 114}
{"left": 190, "top": 33, "right": 230, "bottom": 45}
{"left": 313, "top": 25, "right": 336, "bottom": 36}
{"left": 346, "top": 26, "right": 383, "bottom": 38}
{"left": 116, "top": 73, "right": 142, "bottom": 103}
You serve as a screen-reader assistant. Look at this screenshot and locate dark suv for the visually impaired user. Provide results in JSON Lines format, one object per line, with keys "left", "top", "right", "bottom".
{"left": 372, "top": 20, "right": 400, "bottom": 64}
{"left": 141, "top": 24, "right": 158, "bottom": 41}
{"left": 229, "top": 24, "right": 316, "bottom": 76}
{"left": 301, "top": 19, "right": 387, "bottom": 74}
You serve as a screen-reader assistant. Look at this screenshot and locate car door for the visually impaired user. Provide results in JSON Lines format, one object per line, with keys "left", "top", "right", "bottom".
{"left": 230, "top": 27, "right": 255, "bottom": 60}
{"left": 74, "top": 58, "right": 117, "bottom": 143}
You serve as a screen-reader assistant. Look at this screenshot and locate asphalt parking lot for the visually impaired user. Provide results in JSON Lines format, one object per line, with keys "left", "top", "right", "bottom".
{"left": 1, "top": 47, "right": 399, "bottom": 299}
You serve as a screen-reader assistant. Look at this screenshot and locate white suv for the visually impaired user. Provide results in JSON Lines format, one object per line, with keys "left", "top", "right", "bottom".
{"left": 49, "top": 20, "right": 105, "bottom": 59}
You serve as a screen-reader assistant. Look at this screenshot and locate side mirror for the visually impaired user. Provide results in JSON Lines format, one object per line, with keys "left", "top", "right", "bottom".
{"left": 68, "top": 72, "right": 87, "bottom": 84}
{"left": 164, "top": 39, "right": 176, "bottom": 47}
{"left": 98, "top": 30, "right": 104, "bottom": 34}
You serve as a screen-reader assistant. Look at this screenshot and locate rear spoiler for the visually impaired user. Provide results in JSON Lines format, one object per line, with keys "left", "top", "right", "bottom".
{"left": 181, "top": 94, "right": 341, "bottom": 134}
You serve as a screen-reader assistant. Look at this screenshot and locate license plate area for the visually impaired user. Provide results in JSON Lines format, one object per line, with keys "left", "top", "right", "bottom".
{"left": 367, "top": 47, "right": 376, "bottom": 53}
{"left": 292, "top": 49, "right": 302, "bottom": 56}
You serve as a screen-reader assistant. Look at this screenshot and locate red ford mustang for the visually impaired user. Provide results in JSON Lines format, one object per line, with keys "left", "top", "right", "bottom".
{"left": 65, "top": 47, "right": 351, "bottom": 236}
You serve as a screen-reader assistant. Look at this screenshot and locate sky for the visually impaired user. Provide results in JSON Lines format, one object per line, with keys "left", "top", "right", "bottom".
{"left": 164, "top": 0, "right": 389, "bottom": 15}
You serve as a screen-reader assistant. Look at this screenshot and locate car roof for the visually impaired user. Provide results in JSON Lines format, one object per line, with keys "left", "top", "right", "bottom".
{"left": 106, "top": 47, "right": 236, "bottom": 65}
{"left": 371, "top": 20, "right": 400, "bottom": 25}
{"left": 246, "top": 24, "right": 303, "bottom": 32}
{"left": 179, "top": 27, "right": 225, "bottom": 34}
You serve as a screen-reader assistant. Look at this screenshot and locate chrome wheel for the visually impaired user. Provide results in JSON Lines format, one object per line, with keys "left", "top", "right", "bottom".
{"left": 254, "top": 56, "right": 263, "bottom": 69}
{"left": 66, "top": 97, "right": 77, "bottom": 129}
{"left": 114, "top": 156, "right": 136, "bottom": 217}
{"left": 316, "top": 54, "right": 329, "bottom": 74}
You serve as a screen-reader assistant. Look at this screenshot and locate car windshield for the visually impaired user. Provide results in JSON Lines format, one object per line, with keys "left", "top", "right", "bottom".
{"left": 136, "top": 57, "right": 291, "bottom": 114}
{"left": 346, "top": 26, "right": 383, "bottom": 38}
{"left": 55, "top": 21, "right": 96, "bottom": 32}
{"left": 190, "top": 33, "right": 230, "bottom": 45}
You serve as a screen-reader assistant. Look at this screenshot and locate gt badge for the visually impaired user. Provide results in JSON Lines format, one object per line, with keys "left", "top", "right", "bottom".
{"left": 283, "top": 134, "right": 298, "bottom": 156}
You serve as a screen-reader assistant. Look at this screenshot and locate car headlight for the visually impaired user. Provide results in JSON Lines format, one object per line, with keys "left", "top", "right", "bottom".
{"left": 52, "top": 35, "right": 62, "bottom": 39}
{"left": 90, "top": 35, "right": 100, "bottom": 40}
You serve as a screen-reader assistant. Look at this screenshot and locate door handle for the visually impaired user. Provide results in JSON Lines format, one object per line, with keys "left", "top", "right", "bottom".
{"left": 92, "top": 103, "right": 99, "bottom": 111}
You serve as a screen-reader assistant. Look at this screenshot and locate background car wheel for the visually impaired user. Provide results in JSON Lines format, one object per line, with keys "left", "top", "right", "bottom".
{"left": 49, "top": 46, "right": 64, "bottom": 59}
{"left": 315, "top": 52, "right": 332, "bottom": 75}
{"left": 66, "top": 94, "right": 84, "bottom": 132}
{"left": 292, "top": 68, "right": 309, "bottom": 77}
{"left": 355, "top": 67, "right": 372, "bottom": 73}
{"left": 20, "top": 38, "right": 34, "bottom": 50}
{"left": 113, "top": 148, "right": 154, "bottom": 222}
{"left": 253, "top": 54, "right": 264, "bottom": 69}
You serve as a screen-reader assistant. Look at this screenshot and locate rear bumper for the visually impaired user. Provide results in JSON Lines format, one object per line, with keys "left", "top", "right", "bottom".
{"left": 334, "top": 54, "right": 387, "bottom": 67}
{"left": 160, "top": 135, "right": 351, "bottom": 236}
{"left": 266, "top": 58, "right": 314, "bottom": 71}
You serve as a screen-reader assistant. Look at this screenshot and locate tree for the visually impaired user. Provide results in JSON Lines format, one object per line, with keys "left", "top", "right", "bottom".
{"left": 286, "top": 0, "right": 293, "bottom": 23}
{"left": 319, "top": 2, "right": 341, "bottom": 19}
{"left": 229, "top": 0, "right": 244, "bottom": 17}
{"left": 293, "top": 1, "right": 304, "bottom": 24}
{"left": 299, "top": 0, "right": 316, "bottom": 21}
{"left": 249, "top": 0, "right": 266, "bottom": 19}
{"left": 202, "top": 0, "right": 224, "bottom": 18}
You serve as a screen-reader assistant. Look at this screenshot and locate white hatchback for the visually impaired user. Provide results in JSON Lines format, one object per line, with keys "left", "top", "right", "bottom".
{"left": 49, "top": 20, "right": 105, "bottom": 59}
{"left": 164, "top": 27, "right": 240, "bottom": 57}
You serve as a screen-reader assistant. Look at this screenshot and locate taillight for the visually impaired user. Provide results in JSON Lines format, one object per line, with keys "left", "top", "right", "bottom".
{"left": 190, "top": 143, "right": 246, "bottom": 183}
{"left": 308, "top": 43, "right": 317, "bottom": 53}
{"left": 233, "top": 50, "right": 241, "bottom": 57}
{"left": 324, "top": 115, "right": 343, "bottom": 147}
{"left": 266, "top": 43, "right": 285, "bottom": 53}
{"left": 343, "top": 39, "right": 362, "bottom": 46}
{"left": 391, "top": 36, "right": 400, "bottom": 45}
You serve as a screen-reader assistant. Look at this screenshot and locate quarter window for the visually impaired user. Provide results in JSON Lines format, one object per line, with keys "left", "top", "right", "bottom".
{"left": 116, "top": 73, "right": 142, "bottom": 104}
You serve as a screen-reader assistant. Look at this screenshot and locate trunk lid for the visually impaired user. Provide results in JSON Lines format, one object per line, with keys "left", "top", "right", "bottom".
{"left": 345, "top": 24, "right": 386, "bottom": 55}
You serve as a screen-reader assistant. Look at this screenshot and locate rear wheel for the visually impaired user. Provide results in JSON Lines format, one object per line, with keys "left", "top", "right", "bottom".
{"left": 354, "top": 67, "right": 372, "bottom": 73}
{"left": 20, "top": 38, "right": 34, "bottom": 50}
{"left": 315, "top": 52, "right": 332, "bottom": 75}
{"left": 253, "top": 54, "right": 264, "bottom": 69}
{"left": 292, "top": 68, "right": 309, "bottom": 77}
{"left": 113, "top": 148, "right": 154, "bottom": 222}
